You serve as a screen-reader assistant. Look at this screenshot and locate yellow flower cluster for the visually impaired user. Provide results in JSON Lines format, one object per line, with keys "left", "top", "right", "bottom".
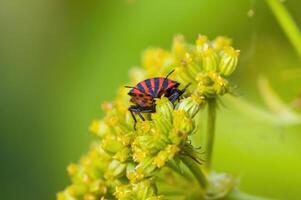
{"left": 57, "top": 34, "right": 240, "bottom": 200}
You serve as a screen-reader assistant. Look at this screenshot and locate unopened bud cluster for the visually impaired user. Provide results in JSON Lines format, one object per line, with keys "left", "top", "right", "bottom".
{"left": 57, "top": 34, "right": 240, "bottom": 200}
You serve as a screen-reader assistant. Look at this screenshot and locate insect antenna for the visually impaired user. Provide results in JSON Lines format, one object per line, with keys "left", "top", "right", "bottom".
{"left": 124, "top": 86, "right": 135, "bottom": 88}
{"left": 165, "top": 69, "right": 175, "bottom": 79}
{"left": 161, "top": 69, "right": 175, "bottom": 89}
{"left": 183, "top": 82, "right": 191, "bottom": 90}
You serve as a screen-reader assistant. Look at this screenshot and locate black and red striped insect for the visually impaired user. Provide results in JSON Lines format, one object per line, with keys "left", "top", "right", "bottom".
{"left": 126, "top": 70, "right": 190, "bottom": 129}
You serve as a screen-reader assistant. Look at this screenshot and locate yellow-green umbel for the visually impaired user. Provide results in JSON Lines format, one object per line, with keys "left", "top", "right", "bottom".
{"left": 57, "top": 34, "right": 240, "bottom": 200}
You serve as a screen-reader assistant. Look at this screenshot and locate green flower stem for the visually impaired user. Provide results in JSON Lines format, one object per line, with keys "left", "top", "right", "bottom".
{"left": 265, "top": 0, "right": 301, "bottom": 57}
{"left": 180, "top": 156, "right": 208, "bottom": 189}
{"left": 167, "top": 161, "right": 193, "bottom": 181}
{"left": 226, "top": 189, "right": 273, "bottom": 200}
{"left": 205, "top": 99, "right": 216, "bottom": 169}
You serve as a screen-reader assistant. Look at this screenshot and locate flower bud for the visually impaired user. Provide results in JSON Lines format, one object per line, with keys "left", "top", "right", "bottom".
{"left": 114, "top": 98, "right": 128, "bottom": 116}
{"left": 196, "top": 84, "right": 216, "bottom": 98}
{"left": 206, "top": 172, "right": 235, "bottom": 199}
{"left": 82, "top": 174, "right": 92, "bottom": 184}
{"left": 115, "top": 179, "right": 158, "bottom": 200}
{"left": 172, "top": 34, "right": 187, "bottom": 59}
{"left": 134, "top": 179, "right": 158, "bottom": 200}
{"left": 195, "top": 72, "right": 230, "bottom": 97}
{"left": 208, "top": 72, "right": 229, "bottom": 95}
{"left": 133, "top": 132, "right": 168, "bottom": 158}
{"left": 201, "top": 47, "right": 219, "bottom": 72}
{"left": 177, "top": 94, "right": 204, "bottom": 118}
{"left": 152, "top": 114, "right": 172, "bottom": 136}
{"left": 126, "top": 162, "right": 137, "bottom": 182}
{"left": 132, "top": 145, "right": 147, "bottom": 163}
{"left": 182, "top": 53, "right": 202, "bottom": 77}
{"left": 67, "top": 163, "right": 78, "bottom": 177}
{"left": 212, "top": 36, "right": 232, "bottom": 51}
{"left": 101, "top": 135, "right": 123, "bottom": 154}
{"left": 104, "top": 115, "right": 119, "bottom": 127}
{"left": 101, "top": 101, "right": 113, "bottom": 112}
{"left": 105, "top": 160, "right": 126, "bottom": 179}
{"left": 168, "top": 129, "right": 187, "bottom": 145}
{"left": 196, "top": 34, "right": 209, "bottom": 51}
{"left": 136, "top": 120, "right": 152, "bottom": 134}
{"left": 117, "top": 131, "right": 134, "bottom": 146}
{"left": 113, "top": 147, "right": 131, "bottom": 163}
{"left": 129, "top": 67, "right": 146, "bottom": 84}
{"left": 135, "top": 157, "right": 157, "bottom": 180}
{"left": 172, "top": 110, "right": 195, "bottom": 135}
{"left": 142, "top": 48, "right": 173, "bottom": 76}
{"left": 83, "top": 194, "right": 97, "bottom": 200}
{"left": 89, "top": 120, "right": 108, "bottom": 138}
{"left": 80, "top": 156, "right": 93, "bottom": 168}
{"left": 181, "top": 52, "right": 193, "bottom": 65}
{"left": 153, "top": 145, "right": 179, "bottom": 168}
{"left": 66, "top": 184, "right": 86, "bottom": 197}
{"left": 155, "top": 97, "right": 173, "bottom": 121}
{"left": 174, "top": 67, "right": 195, "bottom": 85}
{"left": 218, "top": 46, "right": 240, "bottom": 76}
{"left": 195, "top": 73, "right": 213, "bottom": 85}
{"left": 57, "top": 191, "right": 78, "bottom": 200}
{"left": 114, "top": 185, "right": 132, "bottom": 200}
{"left": 91, "top": 144, "right": 112, "bottom": 165}
{"left": 152, "top": 97, "right": 173, "bottom": 134}
{"left": 89, "top": 180, "right": 107, "bottom": 195}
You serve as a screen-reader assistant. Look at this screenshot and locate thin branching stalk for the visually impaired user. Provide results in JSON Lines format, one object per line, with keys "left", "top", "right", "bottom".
{"left": 205, "top": 99, "right": 217, "bottom": 168}
{"left": 167, "top": 161, "right": 194, "bottom": 181}
{"left": 265, "top": 0, "right": 301, "bottom": 57}
{"left": 181, "top": 156, "right": 208, "bottom": 189}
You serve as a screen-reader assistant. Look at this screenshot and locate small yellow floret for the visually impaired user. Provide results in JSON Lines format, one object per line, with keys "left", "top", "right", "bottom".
{"left": 213, "top": 36, "right": 232, "bottom": 50}
{"left": 223, "top": 46, "right": 240, "bottom": 57}
{"left": 84, "top": 194, "right": 96, "bottom": 200}
{"left": 196, "top": 34, "right": 208, "bottom": 46}
{"left": 89, "top": 119, "right": 100, "bottom": 134}
{"left": 67, "top": 163, "right": 78, "bottom": 176}
{"left": 101, "top": 101, "right": 113, "bottom": 111}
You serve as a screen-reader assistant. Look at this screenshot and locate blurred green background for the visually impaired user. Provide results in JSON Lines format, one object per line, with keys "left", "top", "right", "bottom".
{"left": 1, "top": 0, "right": 301, "bottom": 199}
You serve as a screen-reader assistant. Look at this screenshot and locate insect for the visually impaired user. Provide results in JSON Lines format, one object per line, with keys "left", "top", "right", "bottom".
{"left": 126, "top": 70, "right": 190, "bottom": 129}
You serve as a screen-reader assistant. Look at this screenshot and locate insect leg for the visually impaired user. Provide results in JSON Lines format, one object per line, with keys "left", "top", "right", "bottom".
{"left": 129, "top": 106, "right": 145, "bottom": 121}
{"left": 169, "top": 94, "right": 180, "bottom": 104}
{"left": 140, "top": 106, "right": 156, "bottom": 113}
{"left": 129, "top": 105, "right": 156, "bottom": 129}
{"left": 136, "top": 112, "right": 145, "bottom": 121}
{"left": 129, "top": 107, "right": 138, "bottom": 130}
{"left": 129, "top": 109, "right": 137, "bottom": 123}
{"left": 169, "top": 83, "right": 191, "bottom": 103}
{"left": 168, "top": 88, "right": 181, "bottom": 104}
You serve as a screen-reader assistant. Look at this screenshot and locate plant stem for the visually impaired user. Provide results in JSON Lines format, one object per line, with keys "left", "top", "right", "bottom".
{"left": 265, "top": 0, "right": 301, "bottom": 58}
{"left": 180, "top": 156, "right": 208, "bottom": 189}
{"left": 205, "top": 99, "right": 216, "bottom": 168}
{"left": 167, "top": 160, "right": 193, "bottom": 181}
